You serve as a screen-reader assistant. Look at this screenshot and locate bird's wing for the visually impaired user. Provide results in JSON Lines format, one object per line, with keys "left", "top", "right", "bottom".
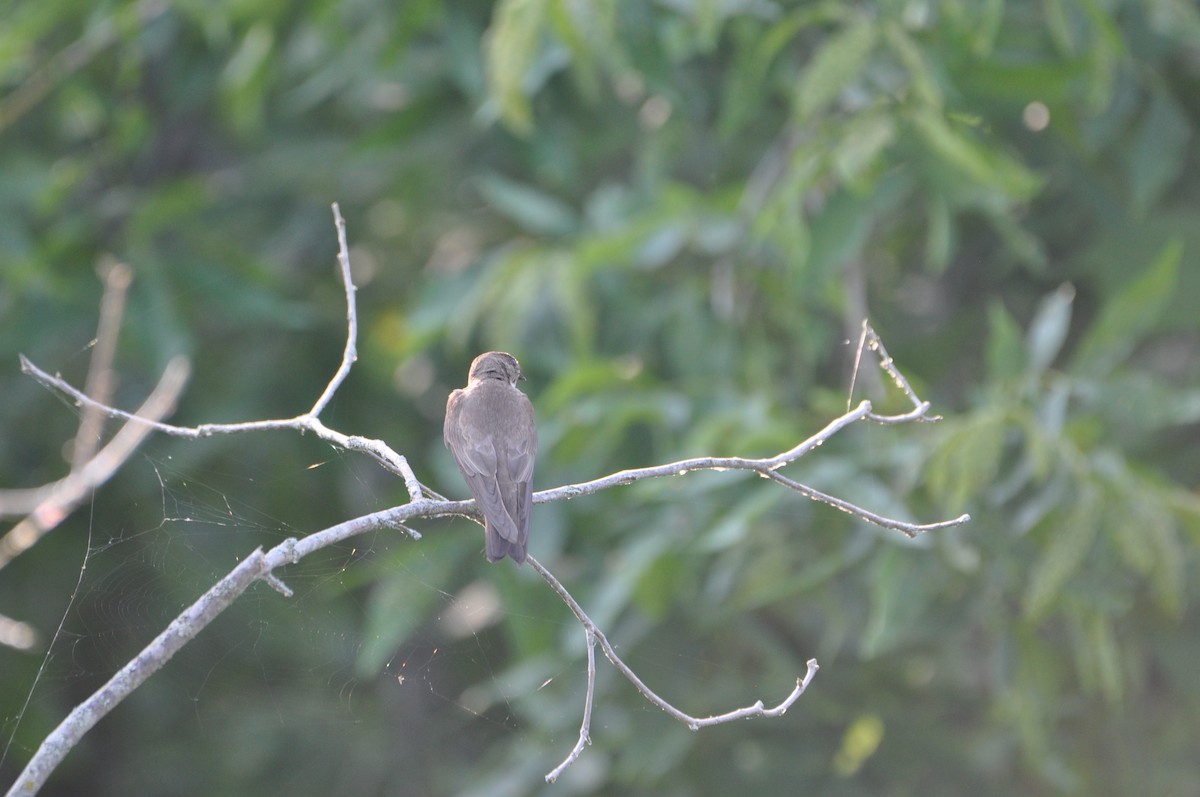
{"left": 446, "top": 397, "right": 521, "bottom": 544}
{"left": 500, "top": 395, "right": 537, "bottom": 550}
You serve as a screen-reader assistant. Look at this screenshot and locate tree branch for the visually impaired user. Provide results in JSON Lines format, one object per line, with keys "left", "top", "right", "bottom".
{"left": 0, "top": 358, "right": 190, "bottom": 569}
{"left": 16, "top": 206, "right": 428, "bottom": 503}
{"left": 5, "top": 205, "right": 968, "bottom": 796}
{"left": 71, "top": 258, "right": 131, "bottom": 468}
{"left": 531, "top": 555, "right": 820, "bottom": 783}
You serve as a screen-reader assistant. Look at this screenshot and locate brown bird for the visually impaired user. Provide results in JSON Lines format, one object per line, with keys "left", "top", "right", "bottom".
{"left": 444, "top": 352, "right": 537, "bottom": 564}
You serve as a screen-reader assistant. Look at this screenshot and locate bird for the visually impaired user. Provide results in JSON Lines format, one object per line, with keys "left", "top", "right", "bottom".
{"left": 444, "top": 351, "right": 537, "bottom": 564}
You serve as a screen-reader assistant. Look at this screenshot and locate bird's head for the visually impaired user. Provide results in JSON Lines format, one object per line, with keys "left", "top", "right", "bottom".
{"left": 468, "top": 351, "right": 524, "bottom": 385}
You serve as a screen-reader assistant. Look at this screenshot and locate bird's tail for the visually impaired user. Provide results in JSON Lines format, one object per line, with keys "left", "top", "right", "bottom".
{"left": 485, "top": 521, "right": 527, "bottom": 564}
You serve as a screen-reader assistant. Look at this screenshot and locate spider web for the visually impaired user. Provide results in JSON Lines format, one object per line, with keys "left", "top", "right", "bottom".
{"left": 0, "top": 446, "right": 584, "bottom": 794}
{"left": 0, "top": 431, "right": 790, "bottom": 794}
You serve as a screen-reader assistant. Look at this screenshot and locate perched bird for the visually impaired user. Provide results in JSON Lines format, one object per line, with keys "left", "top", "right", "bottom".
{"left": 444, "top": 352, "right": 537, "bottom": 564}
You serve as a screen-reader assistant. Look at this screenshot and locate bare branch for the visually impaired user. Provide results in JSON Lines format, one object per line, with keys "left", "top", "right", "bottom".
{"left": 532, "top": 555, "right": 818, "bottom": 782}
{"left": 861, "top": 319, "right": 940, "bottom": 420}
{"left": 544, "top": 625, "right": 595, "bottom": 783}
{"left": 6, "top": 549, "right": 269, "bottom": 795}
{"left": 533, "top": 397, "right": 968, "bottom": 538}
{"left": 5, "top": 500, "right": 440, "bottom": 796}
{"left": 5, "top": 206, "right": 968, "bottom": 795}
{"left": 308, "top": 203, "right": 357, "bottom": 417}
{"left": 16, "top": 204, "right": 428, "bottom": 502}
{"left": 0, "top": 357, "right": 191, "bottom": 568}
{"left": 72, "top": 258, "right": 132, "bottom": 468}
{"left": 760, "top": 469, "right": 970, "bottom": 538}
{"left": 0, "top": 615, "right": 37, "bottom": 652}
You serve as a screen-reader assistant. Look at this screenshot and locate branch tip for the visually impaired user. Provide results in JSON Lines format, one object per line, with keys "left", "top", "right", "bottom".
{"left": 261, "top": 573, "right": 293, "bottom": 597}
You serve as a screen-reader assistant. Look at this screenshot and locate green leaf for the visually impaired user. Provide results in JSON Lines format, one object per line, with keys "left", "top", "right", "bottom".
{"left": 883, "top": 22, "right": 942, "bottom": 108}
{"left": 985, "top": 300, "right": 1028, "bottom": 384}
{"left": 1103, "top": 482, "right": 1161, "bottom": 577}
{"left": 1087, "top": 610, "right": 1123, "bottom": 703}
{"left": 926, "top": 408, "right": 1009, "bottom": 513}
{"left": 910, "top": 110, "right": 1044, "bottom": 199}
{"left": 546, "top": 0, "right": 614, "bottom": 104}
{"left": 1025, "top": 283, "right": 1075, "bottom": 375}
{"left": 720, "top": 6, "right": 836, "bottom": 137}
{"left": 1024, "top": 489, "right": 1101, "bottom": 622}
{"left": 831, "top": 111, "right": 896, "bottom": 187}
{"left": 987, "top": 211, "right": 1048, "bottom": 269}
{"left": 699, "top": 489, "right": 784, "bottom": 553}
{"left": 1068, "top": 607, "right": 1124, "bottom": 703}
{"left": 1139, "top": 490, "right": 1185, "bottom": 616}
{"left": 752, "top": 169, "right": 812, "bottom": 260}
{"left": 861, "top": 549, "right": 935, "bottom": 659}
{"left": 484, "top": 0, "right": 550, "bottom": 135}
{"left": 1129, "top": 88, "right": 1190, "bottom": 217}
{"left": 924, "top": 194, "right": 953, "bottom": 273}
{"left": 1073, "top": 239, "right": 1181, "bottom": 376}
{"left": 1043, "top": 0, "right": 1078, "bottom": 55}
{"left": 476, "top": 172, "right": 579, "bottom": 237}
{"left": 794, "top": 19, "right": 877, "bottom": 123}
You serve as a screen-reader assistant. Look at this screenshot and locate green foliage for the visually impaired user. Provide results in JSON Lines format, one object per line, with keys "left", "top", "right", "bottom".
{"left": 2, "top": 0, "right": 1198, "bottom": 795}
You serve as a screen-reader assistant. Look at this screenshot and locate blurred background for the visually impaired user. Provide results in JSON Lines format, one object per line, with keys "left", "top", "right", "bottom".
{"left": 1, "top": 0, "right": 1198, "bottom": 794}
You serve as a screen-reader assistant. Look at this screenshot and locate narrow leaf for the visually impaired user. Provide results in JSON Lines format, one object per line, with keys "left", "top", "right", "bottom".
{"left": 484, "top": 0, "right": 549, "bottom": 135}
{"left": 910, "top": 110, "right": 1043, "bottom": 199}
{"left": 986, "top": 300, "right": 1028, "bottom": 383}
{"left": 794, "top": 20, "right": 877, "bottom": 122}
{"left": 476, "top": 173, "right": 578, "bottom": 237}
{"left": 1026, "top": 283, "right": 1075, "bottom": 375}
{"left": 1024, "top": 489, "right": 1100, "bottom": 622}
{"left": 1074, "top": 239, "right": 1181, "bottom": 376}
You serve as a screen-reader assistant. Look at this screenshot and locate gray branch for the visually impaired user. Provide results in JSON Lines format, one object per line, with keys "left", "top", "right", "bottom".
{"left": 4, "top": 205, "right": 968, "bottom": 796}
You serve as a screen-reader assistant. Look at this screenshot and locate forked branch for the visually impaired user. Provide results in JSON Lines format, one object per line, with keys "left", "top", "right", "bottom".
{"left": 5, "top": 205, "right": 968, "bottom": 796}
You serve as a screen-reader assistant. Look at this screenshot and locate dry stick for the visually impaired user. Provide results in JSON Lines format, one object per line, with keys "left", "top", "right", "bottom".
{"left": 0, "top": 357, "right": 191, "bottom": 569}
{"left": 0, "top": 262, "right": 157, "bottom": 654}
{"left": 761, "top": 469, "right": 967, "bottom": 538}
{"left": 535, "top": 400, "right": 968, "bottom": 538}
{"left": 72, "top": 259, "right": 132, "bottom": 468}
{"left": 6, "top": 379, "right": 959, "bottom": 795}
{"left": 6, "top": 206, "right": 969, "bottom": 795}
{"left": 0, "top": 3, "right": 169, "bottom": 132}
{"left": 861, "top": 319, "right": 939, "bottom": 421}
{"left": 16, "top": 206, "right": 427, "bottom": 502}
{"left": 5, "top": 497, "right": 438, "bottom": 796}
{"left": 310, "top": 205, "right": 357, "bottom": 417}
{"left": 7, "top": 549, "right": 268, "bottom": 795}
{"left": 531, "top": 556, "right": 819, "bottom": 783}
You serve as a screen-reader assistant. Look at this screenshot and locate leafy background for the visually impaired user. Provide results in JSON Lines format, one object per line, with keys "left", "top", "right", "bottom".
{"left": 2, "top": 0, "right": 1198, "bottom": 794}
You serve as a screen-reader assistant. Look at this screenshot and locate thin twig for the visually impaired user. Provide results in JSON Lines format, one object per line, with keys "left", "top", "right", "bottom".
{"left": 544, "top": 624, "right": 595, "bottom": 783}
{"left": 848, "top": 315, "right": 870, "bottom": 413}
{"left": 761, "top": 470, "right": 969, "bottom": 538}
{"left": 6, "top": 549, "right": 268, "bottom": 794}
{"left": 72, "top": 259, "right": 132, "bottom": 468}
{"left": 531, "top": 555, "right": 818, "bottom": 782}
{"left": 0, "top": 357, "right": 191, "bottom": 569}
{"left": 16, "top": 205, "right": 428, "bottom": 502}
{"left": 861, "top": 319, "right": 941, "bottom": 421}
{"left": 309, "top": 204, "right": 357, "bottom": 417}
{"left": 0, "top": 2, "right": 169, "bottom": 133}
{"left": 6, "top": 206, "right": 968, "bottom": 796}
{"left": 530, "top": 398, "right": 968, "bottom": 537}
